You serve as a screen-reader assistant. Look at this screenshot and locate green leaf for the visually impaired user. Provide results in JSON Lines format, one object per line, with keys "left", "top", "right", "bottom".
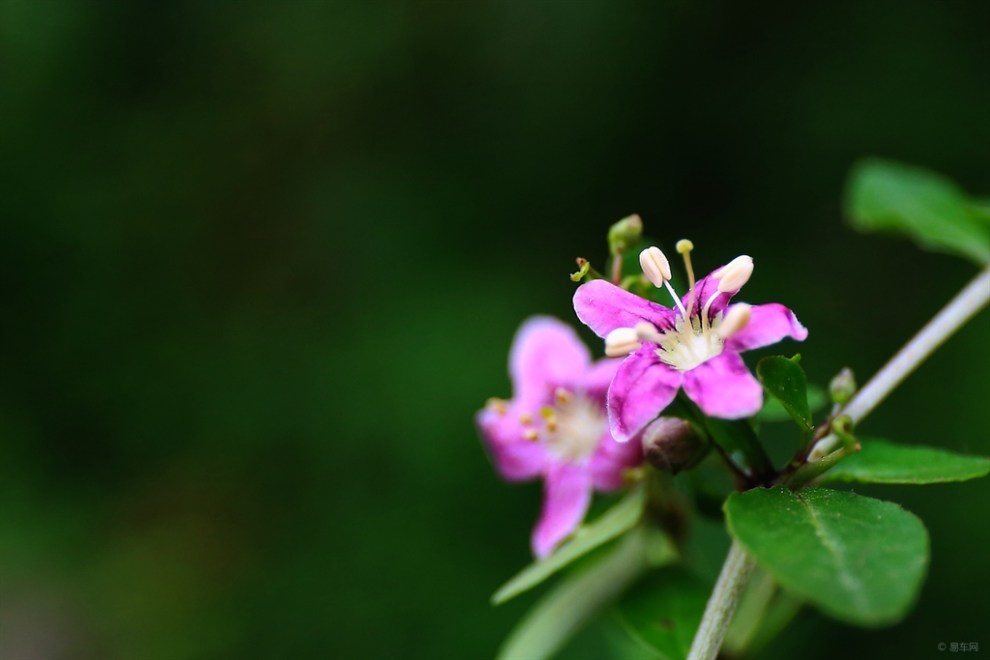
{"left": 820, "top": 439, "right": 990, "bottom": 485}
{"left": 492, "top": 486, "right": 646, "bottom": 605}
{"left": 497, "top": 529, "right": 650, "bottom": 660}
{"left": 703, "top": 417, "right": 775, "bottom": 482}
{"left": 756, "top": 356, "right": 813, "bottom": 432}
{"left": 755, "top": 384, "right": 826, "bottom": 424}
{"left": 845, "top": 158, "right": 990, "bottom": 264}
{"left": 725, "top": 487, "right": 929, "bottom": 626}
{"left": 614, "top": 568, "right": 710, "bottom": 660}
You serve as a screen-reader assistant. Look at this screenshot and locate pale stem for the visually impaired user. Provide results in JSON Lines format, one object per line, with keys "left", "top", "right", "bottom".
{"left": 841, "top": 265, "right": 990, "bottom": 424}
{"left": 686, "top": 264, "right": 990, "bottom": 660}
{"left": 686, "top": 540, "right": 756, "bottom": 660}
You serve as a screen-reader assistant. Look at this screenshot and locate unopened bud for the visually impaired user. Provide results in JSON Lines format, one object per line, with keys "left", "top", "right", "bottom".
{"left": 607, "top": 214, "right": 644, "bottom": 255}
{"left": 639, "top": 247, "right": 672, "bottom": 288}
{"left": 829, "top": 367, "right": 857, "bottom": 405}
{"left": 718, "top": 304, "right": 752, "bottom": 338}
{"left": 713, "top": 255, "right": 754, "bottom": 292}
{"left": 605, "top": 327, "right": 641, "bottom": 357}
{"left": 641, "top": 417, "right": 707, "bottom": 475}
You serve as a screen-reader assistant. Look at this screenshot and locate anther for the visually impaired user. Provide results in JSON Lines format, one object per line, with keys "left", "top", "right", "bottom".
{"left": 523, "top": 428, "right": 540, "bottom": 441}
{"left": 713, "top": 255, "right": 754, "bottom": 293}
{"left": 718, "top": 304, "right": 752, "bottom": 339}
{"left": 554, "top": 388, "right": 573, "bottom": 405}
{"left": 486, "top": 398, "right": 507, "bottom": 415}
{"left": 605, "top": 327, "right": 642, "bottom": 357}
{"left": 634, "top": 321, "right": 665, "bottom": 344}
{"left": 519, "top": 413, "right": 533, "bottom": 425}
{"left": 676, "top": 239, "right": 697, "bottom": 316}
{"left": 639, "top": 247, "right": 672, "bottom": 288}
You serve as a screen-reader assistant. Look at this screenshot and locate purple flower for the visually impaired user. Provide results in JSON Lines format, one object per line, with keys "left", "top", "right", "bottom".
{"left": 574, "top": 242, "right": 808, "bottom": 442}
{"left": 477, "top": 317, "right": 643, "bottom": 558}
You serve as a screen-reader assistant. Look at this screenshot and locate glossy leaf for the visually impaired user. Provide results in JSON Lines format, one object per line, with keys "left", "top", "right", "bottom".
{"left": 725, "top": 487, "right": 929, "bottom": 626}
{"left": 492, "top": 486, "right": 645, "bottom": 605}
{"left": 497, "top": 529, "right": 650, "bottom": 660}
{"left": 614, "top": 568, "right": 710, "bottom": 660}
{"left": 703, "top": 417, "right": 775, "bottom": 482}
{"left": 755, "top": 384, "right": 826, "bottom": 424}
{"left": 821, "top": 439, "right": 990, "bottom": 485}
{"left": 845, "top": 158, "right": 990, "bottom": 264}
{"left": 756, "top": 356, "right": 813, "bottom": 432}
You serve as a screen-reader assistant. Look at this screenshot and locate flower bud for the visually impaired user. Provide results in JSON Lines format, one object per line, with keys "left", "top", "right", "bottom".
{"left": 607, "top": 214, "right": 643, "bottom": 255}
{"left": 639, "top": 246, "right": 672, "bottom": 288}
{"left": 641, "top": 417, "right": 707, "bottom": 475}
{"left": 829, "top": 367, "right": 857, "bottom": 405}
{"left": 713, "top": 255, "right": 754, "bottom": 292}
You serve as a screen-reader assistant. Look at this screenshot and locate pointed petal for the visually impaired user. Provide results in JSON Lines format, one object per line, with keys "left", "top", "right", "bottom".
{"left": 607, "top": 348, "right": 682, "bottom": 443}
{"left": 573, "top": 280, "right": 677, "bottom": 338}
{"left": 590, "top": 432, "right": 643, "bottom": 490}
{"left": 682, "top": 352, "right": 763, "bottom": 419}
{"left": 476, "top": 406, "right": 546, "bottom": 481}
{"left": 532, "top": 462, "right": 593, "bottom": 558}
{"left": 723, "top": 303, "right": 808, "bottom": 352}
{"left": 576, "top": 358, "right": 622, "bottom": 405}
{"left": 510, "top": 316, "right": 590, "bottom": 405}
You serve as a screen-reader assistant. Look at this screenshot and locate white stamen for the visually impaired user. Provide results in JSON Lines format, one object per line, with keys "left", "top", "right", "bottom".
{"left": 605, "top": 327, "right": 641, "bottom": 357}
{"left": 713, "top": 255, "right": 754, "bottom": 293}
{"left": 718, "top": 304, "right": 752, "bottom": 339}
{"left": 664, "top": 280, "right": 688, "bottom": 317}
{"left": 639, "top": 247, "right": 672, "bottom": 288}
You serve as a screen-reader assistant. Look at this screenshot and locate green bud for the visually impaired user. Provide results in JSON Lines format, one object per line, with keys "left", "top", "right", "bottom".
{"left": 642, "top": 417, "right": 707, "bottom": 475}
{"left": 607, "top": 214, "right": 643, "bottom": 255}
{"left": 829, "top": 367, "right": 857, "bottom": 405}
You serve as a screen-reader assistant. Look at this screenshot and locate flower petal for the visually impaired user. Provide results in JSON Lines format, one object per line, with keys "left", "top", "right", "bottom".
{"left": 607, "top": 348, "right": 682, "bottom": 443}
{"left": 476, "top": 406, "right": 546, "bottom": 481}
{"left": 682, "top": 351, "right": 763, "bottom": 419}
{"left": 532, "top": 461, "right": 593, "bottom": 558}
{"left": 590, "top": 432, "right": 643, "bottom": 490}
{"left": 576, "top": 358, "right": 622, "bottom": 405}
{"left": 573, "top": 280, "right": 677, "bottom": 338}
{"left": 723, "top": 303, "right": 808, "bottom": 353}
{"left": 510, "top": 316, "right": 590, "bottom": 405}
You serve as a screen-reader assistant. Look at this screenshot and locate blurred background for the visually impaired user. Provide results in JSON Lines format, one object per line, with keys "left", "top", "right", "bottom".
{"left": 1, "top": 1, "right": 988, "bottom": 658}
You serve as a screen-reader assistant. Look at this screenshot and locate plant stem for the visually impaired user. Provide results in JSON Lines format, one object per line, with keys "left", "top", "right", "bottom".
{"left": 687, "top": 540, "right": 756, "bottom": 660}
{"left": 841, "top": 265, "right": 990, "bottom": 424}
{"left": 687, "top": 265, "right": 990, "bottom": 660}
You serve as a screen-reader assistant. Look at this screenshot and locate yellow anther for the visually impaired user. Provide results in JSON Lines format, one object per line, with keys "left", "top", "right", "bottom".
{"left": 540, "top": 406, "right": 557, "bottom": 421}
{"left": 523, "top": 429, "right": 540, "bottom": 441}
{"left": 675, "top": 239, "right": 694, "bottom": 254}
{"left": 519, "top": 413, "right": 533, "bottom": 425}
{"left": 554, "top": 388, "right": 573, "bottom": 405}
{"left": 486, "top": 398, "right": 507, "bottom": 415}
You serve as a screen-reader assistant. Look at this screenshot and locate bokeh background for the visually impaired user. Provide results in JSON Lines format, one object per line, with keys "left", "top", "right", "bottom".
{"left": 2, "top": 1, "right": 988, "bottom": 658}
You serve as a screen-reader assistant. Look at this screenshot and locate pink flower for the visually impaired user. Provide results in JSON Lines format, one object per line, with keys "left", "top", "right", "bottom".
{"left": 477, "top": 317, "right": 643, "bottom": 558}
{"left": 574, "top": 243, "right": 808, "bottom": 443}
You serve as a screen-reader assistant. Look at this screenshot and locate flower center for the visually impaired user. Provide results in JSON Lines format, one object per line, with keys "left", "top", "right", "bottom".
{"left": 651, "top": 316, "right": 725, "bottom": 371}
{"left": 605, "top": 241, "right": 755, "bottom": 371}
{"left": 520, "top": 389, "right": 607, "bottom": 462}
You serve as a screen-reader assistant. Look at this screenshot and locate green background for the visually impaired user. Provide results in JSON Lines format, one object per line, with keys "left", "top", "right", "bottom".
{"left": 1, "top": 2, "right": 987, "bottom": 658}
